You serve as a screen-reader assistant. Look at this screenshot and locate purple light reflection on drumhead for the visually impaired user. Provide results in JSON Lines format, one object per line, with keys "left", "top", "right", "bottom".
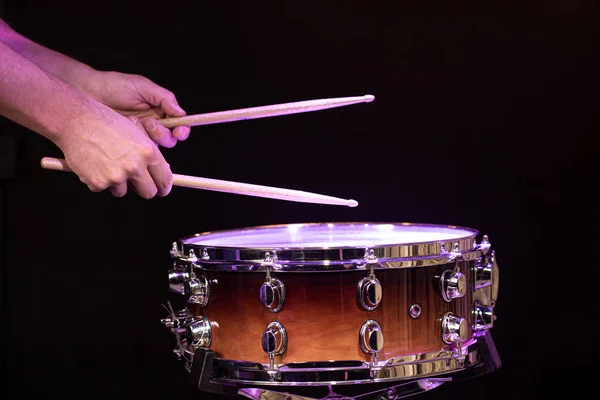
{"left": 183, "top": 223, "right": 476, "bottom": 249}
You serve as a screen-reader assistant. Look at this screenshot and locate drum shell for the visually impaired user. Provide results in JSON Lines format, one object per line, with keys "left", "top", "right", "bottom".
{"left": 186, "top": 260, "right": 474, "bottom": 365}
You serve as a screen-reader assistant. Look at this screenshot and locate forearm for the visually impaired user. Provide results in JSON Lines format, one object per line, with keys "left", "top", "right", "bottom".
{"left": 0, "top": 39, "right": 104, "bottom": 147}
{"left": 0, "top": 19, "right": 99, "bottom": 94}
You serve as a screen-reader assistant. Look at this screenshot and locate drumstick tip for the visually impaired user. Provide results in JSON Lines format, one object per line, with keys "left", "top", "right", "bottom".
{"left": 363, "top": 95, "right": 375, "bottom": 103}
{"left": 348, "top": 199, "right": 359, "bottom": 208}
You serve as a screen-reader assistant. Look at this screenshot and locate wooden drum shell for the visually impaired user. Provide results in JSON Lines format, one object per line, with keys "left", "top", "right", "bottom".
{"left": 187, "top": 260, "right": 474, "bottom": 365}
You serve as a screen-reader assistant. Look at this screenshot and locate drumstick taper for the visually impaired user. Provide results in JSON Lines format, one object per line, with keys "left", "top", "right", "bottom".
{"left": 40, "top": 157, "right": 359, "bottom": 207}
{"left": 157, "top": 94, "right": 375, "bottom": 128}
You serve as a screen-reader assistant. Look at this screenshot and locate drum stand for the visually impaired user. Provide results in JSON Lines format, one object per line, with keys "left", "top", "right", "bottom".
{"left": 189, "top": 331, "right": 501, "bottom": 400}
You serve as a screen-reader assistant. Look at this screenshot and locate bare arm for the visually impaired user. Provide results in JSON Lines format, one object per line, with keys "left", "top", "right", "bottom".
{"left": 0, "top": 39, "right": 172, "bottom": 198}
{"left": 0, "top": 18, "right": 98, "bottom": 94}
{"left": 0, "top": 38, "right": 93, "bottom": 143}
{"left": 0, "top": 17, "right": 191, "bottom": 147}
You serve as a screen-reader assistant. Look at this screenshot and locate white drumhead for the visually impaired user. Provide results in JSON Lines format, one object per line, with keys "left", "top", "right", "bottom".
{"left": 183, "top": 223, "right": 477, "bottom": 249}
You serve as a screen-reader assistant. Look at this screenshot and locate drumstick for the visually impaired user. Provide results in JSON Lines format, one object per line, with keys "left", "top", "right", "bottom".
{"left": 40, "top": 157, "right": 359, "bottom": 207}
{"left": 157, "top": 94, "right": 375, "bottom": 128}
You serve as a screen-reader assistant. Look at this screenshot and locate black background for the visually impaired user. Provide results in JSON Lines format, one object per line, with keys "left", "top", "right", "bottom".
{"left": 0, "top": 1, "right": 597, "bottom": 399}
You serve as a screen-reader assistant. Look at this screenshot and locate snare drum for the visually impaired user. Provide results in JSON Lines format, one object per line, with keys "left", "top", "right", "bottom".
{"left": 162, "top": 222, "right": 500, "bottom": 400}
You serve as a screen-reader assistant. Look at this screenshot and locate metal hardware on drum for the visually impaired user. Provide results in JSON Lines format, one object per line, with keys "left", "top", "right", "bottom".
{"left": 262, "top": 322, "right": 288, "bottom": 370}
{"left": 359, "top": 320, "right": 384, "bottom": 364}
{"left": 160, "top": 304, "right": 194, "bottom": 331}
{"left": 408, "top": 303, "right": 422, "bottom": 319}
{"left": 357, "top": 252, "right": 382, "bottom": 311}
{"left": 260, "top": 276, "right": 286, "bottom": 312}
{"left": 176, "top": 223, "right": 484, "bottom": 272}
{"left": 357, "top": 273, "right": 382, "bottom": 311}
{"left": 439, "top": 267, "right": 467, "bottom": 302}
{"left": 170, "top": 242, "right": 180, "bottom": 258}
{"left": 186, "top": 316, "right": 218, "bottom": 349}
{"left": 161, "top": 222, "right": 503, "bottom": 400}
{"left": 190, "top": 249, "right": 198, "bottom": 261}
{"left": 473, "top": 302, "right": 496, "bottom": 331}
{"left": 440, "top": 242, "right": 462, "bottom": 262}
{"left": 168, "top": 262, "right": 189, "bottom": 295}
{"left": 440, "top": 312, "right": 468, "bottom": 344}
{"left": 473, "top": 249, "right": 499, "bottom": 300}
{"left": 185, "top": 275, "right": 217, "bottom": 306}
{"left": 258, "top": 253, "right": 287, "bottom": 312}
{"left": 477, "top": 235, "right": 491, "bottom": 254}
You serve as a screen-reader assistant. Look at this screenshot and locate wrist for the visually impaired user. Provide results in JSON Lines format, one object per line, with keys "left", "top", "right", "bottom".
{"left": 74, "top": 68, "right": 105, "bottom": 100}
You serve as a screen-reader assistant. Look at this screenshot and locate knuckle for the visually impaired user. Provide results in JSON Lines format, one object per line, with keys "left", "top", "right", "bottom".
{"left": 123, "top": 160, "right": 140, "bottom": 175}
{"left": 156, "top": 181, "right": 170, "bottom": 191}
{"left": 107, "top": 172, "right": 126, "bottom": 185}
{"left": 86, "top": 179, "right": 106, "bottom": 192}
{"left": 140, "top": 144, "right": 157, "bottom": 160}
{"left": 164, "top": 90, "right": 176, "bottom": 101}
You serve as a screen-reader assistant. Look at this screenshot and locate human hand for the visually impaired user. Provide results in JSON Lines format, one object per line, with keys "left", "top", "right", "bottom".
{"left": 83, "top": 71, "right": 191, "bottom": 148}
{"left": 56, "top": 103, "right": 173, "bottom": 198}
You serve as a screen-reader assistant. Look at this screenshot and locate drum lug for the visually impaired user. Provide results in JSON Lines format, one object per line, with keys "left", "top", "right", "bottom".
{"left": 473, "top": 248, "right": 499, "bottom": 298}
{"left": 185, "top": 275, "right": 218, "bottom": 306}
{"left": 472, "top": 234, "right": 500, "bottom": 332}
{"left": 186, "top": 316, "right": 219, "bottom": 349}
{"left": 439, "top": 267, "right": 467, "bottom": 302}
{"left": 473, "top": 302, "right": 496, "bottom": 331}
{"left": 440, "top": 312, "right": 468, "bottom": 344}
{"left": 357, "top": 273, "right": 383, "bottom": 311}
{"left": 168, "top": 262, "right": 190, "bottom": 295}
{"left": 357, "top": 248, "right": 383, "bottom": 310}
{"left": 262, "top": 322, "right": 288, "bottom": 370}
{"left": 359, "top": 320, "right": 384, "bottom": 364}
{"left": 260, "top": 274, "right": 286, "bottom": 312}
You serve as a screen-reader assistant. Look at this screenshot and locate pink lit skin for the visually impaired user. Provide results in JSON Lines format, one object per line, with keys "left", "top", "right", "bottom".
{"left": 0, "top": 18, "right": 190, "bottom": 198}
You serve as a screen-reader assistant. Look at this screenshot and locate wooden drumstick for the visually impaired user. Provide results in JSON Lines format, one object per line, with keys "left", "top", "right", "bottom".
{"left": 157, "top": 94, "right": 375, "bottom": 128}
{"left": 40, "top": 157, "right": 359, "bottom": 207}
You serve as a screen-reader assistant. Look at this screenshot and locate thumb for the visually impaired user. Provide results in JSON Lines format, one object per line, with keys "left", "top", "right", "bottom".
{"left": 138, "top": 81, "right": 186, "bottom": 117}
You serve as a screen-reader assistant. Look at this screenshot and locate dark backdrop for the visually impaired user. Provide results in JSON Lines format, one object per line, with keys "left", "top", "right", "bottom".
{"left": 0, "top": 1, "right": 597, "bottom": 399}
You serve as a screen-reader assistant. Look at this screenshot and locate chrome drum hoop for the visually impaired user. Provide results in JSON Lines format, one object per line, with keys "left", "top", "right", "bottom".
{"left": 209, "top": 341, "right": 481, "bottom": 387}
{"left": 173, "top": 223, "right": 483, "bottom": 272}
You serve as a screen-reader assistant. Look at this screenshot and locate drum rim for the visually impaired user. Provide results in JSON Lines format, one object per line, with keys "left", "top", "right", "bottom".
{"left": 180, "top": 222, "right": 478, "bottom": 247}
{"left": 175, "top": 222, "right": 481, "bottom": 268}
{"left": 195, "top": 338, "right": 484, "bottom": 387}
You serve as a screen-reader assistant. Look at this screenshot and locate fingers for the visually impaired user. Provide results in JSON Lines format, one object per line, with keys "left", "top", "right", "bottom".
{"left": 89, "top": 115, "right": 172, "bottom": 199}
{"left": 109, "top": 182, "right": 128, "bottom": 197}
{"left": 129, "top": 115, "right": 176, "bottom": 148}
{"left": 136, "top": 80, "right": 191, "bottom": 146}
{"left": 172, "top": 125, "right": 191, "bottom": 141}
{"left": 128, "top": 147, "right": 172, "bottom": 198}
{"left": 128, "top": 168, "right": 159, "bottom": 199}
{"left": 141, "top": 118, "right": 178, "bottom": 148}
{"left": 141, "top": 84, "right": 186, "bottom": 117}
{"left": 148, "top": 159, "right": 173, "bottom": 197}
